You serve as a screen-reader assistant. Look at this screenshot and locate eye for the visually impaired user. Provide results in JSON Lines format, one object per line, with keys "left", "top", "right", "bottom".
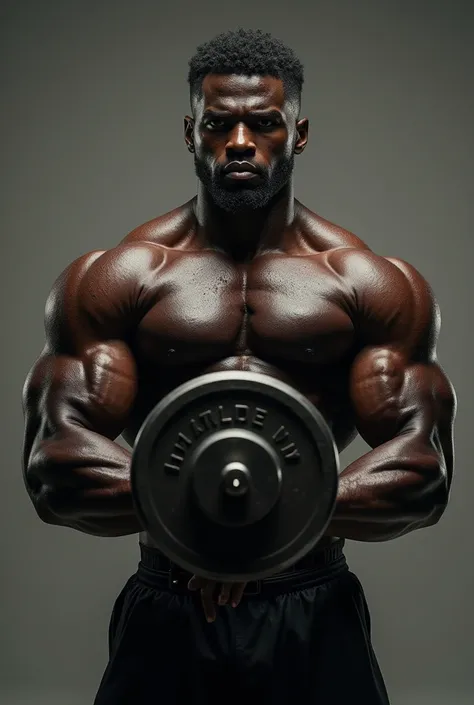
{"left": 205, "top": 119, "right": 226, "bottom": 130}
{"left": 257, "top": 119, "right": 275, "bottom": 128}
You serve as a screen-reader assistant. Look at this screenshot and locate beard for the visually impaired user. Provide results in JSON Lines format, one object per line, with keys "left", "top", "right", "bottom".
{"left": 194, "top": 152, "right": 295, "bottom": 214}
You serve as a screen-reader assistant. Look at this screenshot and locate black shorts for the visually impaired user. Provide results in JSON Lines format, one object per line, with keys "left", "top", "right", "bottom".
{"left": 93, "top": 542, "right": 390, "bottom": 704}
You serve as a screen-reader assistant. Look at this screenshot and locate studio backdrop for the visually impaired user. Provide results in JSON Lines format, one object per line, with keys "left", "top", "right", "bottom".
{"left": 1, "top": 1, "right": 473, "bottom": 704}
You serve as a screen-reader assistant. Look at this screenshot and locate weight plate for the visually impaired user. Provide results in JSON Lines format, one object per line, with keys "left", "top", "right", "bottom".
{"left": 131, "top": 371, "right": 339, "bottom": 582}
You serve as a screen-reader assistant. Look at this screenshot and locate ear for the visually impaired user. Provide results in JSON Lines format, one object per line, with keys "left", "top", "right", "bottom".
{"left": 294, "top": 118, "right": 309, "bottom": 154}
{"left": 184, "top": 116, "right": 195, "bottom": 153}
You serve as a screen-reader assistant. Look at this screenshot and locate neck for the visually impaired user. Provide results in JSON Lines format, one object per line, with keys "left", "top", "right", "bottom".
{"left": 193, "top": 180, "right": 296, "bottom": 261}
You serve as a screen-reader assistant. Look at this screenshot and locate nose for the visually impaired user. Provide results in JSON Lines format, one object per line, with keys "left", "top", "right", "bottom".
{"left": 225, "top": 122, "right": 256, "bottom": 158}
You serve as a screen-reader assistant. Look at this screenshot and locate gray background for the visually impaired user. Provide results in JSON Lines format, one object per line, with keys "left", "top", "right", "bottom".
{"left": 2, "top": 1, "right": 473, "bottom": 703}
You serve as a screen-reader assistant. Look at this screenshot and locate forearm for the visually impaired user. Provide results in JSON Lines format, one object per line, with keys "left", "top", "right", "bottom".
{"left": 325, "top": 439, "right": 447, "bottom": 542}
{"left": 26, "top": 426, "right": 142, "bottom": 537}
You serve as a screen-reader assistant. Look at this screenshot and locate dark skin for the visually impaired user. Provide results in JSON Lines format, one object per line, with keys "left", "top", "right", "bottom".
{"left": 22, "top": 74, "right": 456, "bottom": 624}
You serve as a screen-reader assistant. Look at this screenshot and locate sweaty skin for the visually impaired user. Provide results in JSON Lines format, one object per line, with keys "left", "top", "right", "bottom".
{"left": 22, "top": 73, "right": 456, "bottom": 622}
{"left": 22, "top": 204, "right": 454, "bottom": 538}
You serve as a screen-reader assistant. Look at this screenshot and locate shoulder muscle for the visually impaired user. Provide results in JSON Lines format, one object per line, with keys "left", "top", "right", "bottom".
{"left": 45, "top": 243, "right": 166, "bottom": 354}
{"left": 328, "top": 249, "right": 439, "bottom": 359}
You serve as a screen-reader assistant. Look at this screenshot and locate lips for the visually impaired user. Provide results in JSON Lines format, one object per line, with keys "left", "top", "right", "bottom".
{"left": 222, "top": 161, "right": 261, "bottom": 182}
{"left": 223, "top": 161, "right": 259, "bottom": 175}
{"left": 225, "top": 171, "right": 258, "bottom": 181}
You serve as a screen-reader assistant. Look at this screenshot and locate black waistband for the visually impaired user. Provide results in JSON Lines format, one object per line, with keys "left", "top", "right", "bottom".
{"left": 137, "top": 540, "right": 347, "bottom": 598}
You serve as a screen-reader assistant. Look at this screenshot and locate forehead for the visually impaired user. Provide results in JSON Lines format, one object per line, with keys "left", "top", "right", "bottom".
{"left": 198, "top": 74, "right": 287, "bottom": 113}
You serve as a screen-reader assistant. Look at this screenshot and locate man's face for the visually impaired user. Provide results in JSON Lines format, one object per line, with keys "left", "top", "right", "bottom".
{"left": 185, "top": 74, "right": 307, "bottom": 214}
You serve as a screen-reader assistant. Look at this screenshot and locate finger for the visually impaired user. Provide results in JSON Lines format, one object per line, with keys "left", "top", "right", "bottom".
{"left": 231, "top": 582, "right": 247, "bottom": 608}
{"left": 218, "top": 582, "right": 233, "bottom": 605}
{"left": 201, "top": 581, "right": 217, "bottom": 623}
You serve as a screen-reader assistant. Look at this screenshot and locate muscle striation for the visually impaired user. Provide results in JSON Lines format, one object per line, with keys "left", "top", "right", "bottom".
{"left": 22, "top": 252, "right": 141, "bottom": 536}
{"left": 324, "top": 250, "right": 456, "bottom": 541}
{"left": 83, "top": 342, "right": 137, "bottom": 423}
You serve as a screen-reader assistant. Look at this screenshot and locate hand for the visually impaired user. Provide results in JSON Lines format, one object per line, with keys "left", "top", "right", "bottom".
{"left": 187, "top": 575, "right": 247, "bottom": 623}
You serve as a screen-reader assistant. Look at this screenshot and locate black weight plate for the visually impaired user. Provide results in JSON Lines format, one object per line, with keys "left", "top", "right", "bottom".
{"left": 131, "top": 371, "right": 339, "bottom": 582}
{"left": 190, "top": 427, "right": 283, "bottom": 527}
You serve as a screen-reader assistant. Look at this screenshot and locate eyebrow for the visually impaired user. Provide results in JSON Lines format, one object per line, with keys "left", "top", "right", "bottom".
{"left": 202, "top": 109, "right": 283, "bottom": 120}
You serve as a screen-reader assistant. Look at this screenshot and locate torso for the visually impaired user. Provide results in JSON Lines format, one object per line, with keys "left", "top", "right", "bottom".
{"left": 112, "top": 197, "right": 372, "bottom": 552}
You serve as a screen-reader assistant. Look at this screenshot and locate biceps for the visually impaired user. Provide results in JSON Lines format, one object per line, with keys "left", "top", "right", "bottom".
{"left": 23, "top": 340, "right": 137, "bottom": 453}
{"left": 350, "top": 346, "right": 456, "bottom": 455}
{"left": 81, "top": 341, "right": 137, "bottom": 425}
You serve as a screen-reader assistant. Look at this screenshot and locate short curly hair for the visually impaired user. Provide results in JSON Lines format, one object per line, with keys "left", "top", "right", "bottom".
{"left": 188, "top": 28, "right": 304, "bottom": 109}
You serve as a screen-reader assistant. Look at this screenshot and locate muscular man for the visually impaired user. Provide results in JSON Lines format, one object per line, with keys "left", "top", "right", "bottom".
{"left": 22, "top": 29, "right": 456, "bottom": 704}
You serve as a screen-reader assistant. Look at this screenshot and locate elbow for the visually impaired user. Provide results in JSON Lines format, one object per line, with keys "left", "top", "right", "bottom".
{"left": 414, "top": 470, "right": 450, "bottom": 530}
{"left": 24, "top": 445, "right": 76, "bottom": 526}
{"left": 28, "top": 483, "right": 67, "bottom": 527}
{"left": 422, "top": 495, "right": 449, "bottom": 528}
{"left": 24, "top": 468, "right": 71, "bottom": 527}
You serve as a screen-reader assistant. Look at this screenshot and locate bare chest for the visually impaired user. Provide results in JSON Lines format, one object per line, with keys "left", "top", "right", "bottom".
{"left": 134, "top": 252, "right": 355, "bottom": 368}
